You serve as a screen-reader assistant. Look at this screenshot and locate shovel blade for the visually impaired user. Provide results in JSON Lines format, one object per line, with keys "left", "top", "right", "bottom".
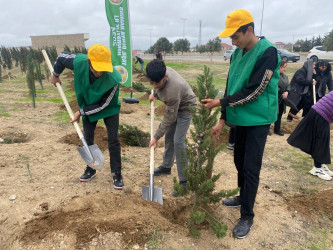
{"left": 142, "top": 185, "right": 163, "bottom": 205}
{"left": 77, "top": 144, "right": 105, "bottom": 169}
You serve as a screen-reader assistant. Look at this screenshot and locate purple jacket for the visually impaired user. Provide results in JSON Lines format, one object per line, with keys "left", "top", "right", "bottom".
{"left": 312, "top": 90, "right": 333, "bottom": 123}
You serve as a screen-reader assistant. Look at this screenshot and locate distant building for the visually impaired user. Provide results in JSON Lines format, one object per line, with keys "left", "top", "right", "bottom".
{"left": 273, "top": 42, "right": 294, "bottom": 51}
{"left": 132, "top": 50, "right": 144, "bottom": 56}
{"left": 221, "top": 43, "right": 232, "bottom": 52}
{"left": 30, "top": 33, "right": 89, "bottom": 53}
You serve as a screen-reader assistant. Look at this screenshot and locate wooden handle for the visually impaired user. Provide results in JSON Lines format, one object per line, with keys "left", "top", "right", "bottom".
{"left": 150, "top": 89, "right": 155, "bottom": 175}
{"left": 42, "top": 50, "right": 84, "bottom": 139}
{"left": 312, "top": 83, "right": 316, "bottom": 104}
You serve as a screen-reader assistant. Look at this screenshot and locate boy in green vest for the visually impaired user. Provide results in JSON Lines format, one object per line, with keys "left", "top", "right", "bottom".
{"left": 50, "top": 44, "right": 124, "bottom": 190}
{"left": 202, "top": 9, "right": 280, "bottom": 238}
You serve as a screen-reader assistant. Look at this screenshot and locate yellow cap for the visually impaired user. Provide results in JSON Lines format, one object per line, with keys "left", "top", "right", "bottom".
{"left": 217, "top": 9, "right": 254, "bottom": 38}
{"left": 87, "top": 44, "right": 113, "bottom": 72}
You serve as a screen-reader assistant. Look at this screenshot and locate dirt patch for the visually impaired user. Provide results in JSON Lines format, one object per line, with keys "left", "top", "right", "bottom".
{"left": 59, "top": 99, "right": 80, "bottom": 113}
{"left": 0, "top": 129, "right": 30, "bottom": 144}
{"left": 138, "top": 93, "right": 149, "bottom": 100}
{"left": 19, "top": 194, "right": 190, "bottom": 249}
{"left": 285, "top": 189, "right": 333, "bottom": 220}
{"left": 155, "top": 104, "right": 166, "bottom": 116}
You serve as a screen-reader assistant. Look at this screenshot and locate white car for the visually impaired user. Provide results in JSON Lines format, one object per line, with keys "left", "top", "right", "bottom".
{"left": 223, "top": 50, "right": 234, "bottom": 61}
{"left": 307, "top": 46, "right": 333, "bottom": 62}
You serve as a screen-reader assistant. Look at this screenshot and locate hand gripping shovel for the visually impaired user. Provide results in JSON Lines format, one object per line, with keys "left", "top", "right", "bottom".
{"left": 42, "top": 50, "right": 104, "bottom": 169}
{"left": 142, "top": 90, "right": 163, "bottom": 204}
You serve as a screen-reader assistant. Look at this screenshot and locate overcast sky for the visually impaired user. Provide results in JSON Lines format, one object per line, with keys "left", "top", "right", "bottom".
{"left": 1, "top": 0, "right": 332, "bottom": 50}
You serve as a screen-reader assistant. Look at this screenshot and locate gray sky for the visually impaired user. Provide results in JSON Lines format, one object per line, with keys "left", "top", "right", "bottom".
{"left": 1, "top": 0, "right": 332, "bottom": 50}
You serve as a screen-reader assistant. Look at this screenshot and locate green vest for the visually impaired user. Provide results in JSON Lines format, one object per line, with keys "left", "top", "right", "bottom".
{"left": 226, "top": 38, "right": 280, "bottom": 126}
{"left": 73, "top": 54, "right": 121, "bottom": 122}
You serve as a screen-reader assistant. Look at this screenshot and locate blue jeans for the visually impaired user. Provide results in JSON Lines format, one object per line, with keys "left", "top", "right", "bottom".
{"left": 83, "top": 114, "right": 121, "bottom": 175}
{"left": 160, "top": 113, "right": 191, "bottom": 182}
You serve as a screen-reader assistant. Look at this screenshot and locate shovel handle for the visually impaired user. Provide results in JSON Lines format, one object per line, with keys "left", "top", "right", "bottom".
{"left": 42, "top": 50, "right": 84, "bottom": 139}
{"left": 150, "top": 89, "right": 155, "bottom": 175}
{"left": 312, "top": 82, "right": 316, "bottom": 104}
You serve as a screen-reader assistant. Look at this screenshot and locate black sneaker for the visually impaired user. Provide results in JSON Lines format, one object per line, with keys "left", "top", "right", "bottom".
{"left": 222, "top": 196, "right": 241, "bottom": 207}
{"left": 113, "top": 174, "right": 124, "bottom": 190}
{"left": 226, "top": 142, "right": 235, "bottom": 150}
{"left": 274, "top": 131, "right": 284, "bottom": 136}
{"left": 233, "top": 218, "right": 253, "bottom": 239}
{"left": 154, "top": 166, "right": 171, "bottom": 176}
{"left": 80, "top": 167, "right": 96, "bottom": 182}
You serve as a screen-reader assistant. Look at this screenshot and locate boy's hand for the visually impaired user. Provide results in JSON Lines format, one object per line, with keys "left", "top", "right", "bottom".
{"left": 50, "top": 75, "right": 62, "bottom": 87}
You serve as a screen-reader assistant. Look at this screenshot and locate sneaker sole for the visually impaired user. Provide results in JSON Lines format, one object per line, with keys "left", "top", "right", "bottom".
{"left": 223, "top": 203, "right": 241, "bottom": 208}
{"left": 309, "top": 170, "right": 332, "bottom": 181}
{"left": 234, "top": 224, "right": 253, "bottom": 239}
{"left": 154, "top": 172, "right": 171, "bottom": 176}
{"left": 79, "top": 174, "right": 96, "bottom": 182}
{"left": 113, "top": 185, "right": 123, "bottom": 190}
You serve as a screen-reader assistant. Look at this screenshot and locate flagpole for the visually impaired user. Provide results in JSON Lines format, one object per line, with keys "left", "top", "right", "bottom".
{"left": 127, "top": 0, "right": 133, "bottom": 98}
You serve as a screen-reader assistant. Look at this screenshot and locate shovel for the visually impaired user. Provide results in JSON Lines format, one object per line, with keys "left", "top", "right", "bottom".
{"left": 42, "top": 50, "right": 104, "bottom": 169}
{"left": 142, "top": 90, "right": 163, "bottom": 204}
{"left": 313, "top": 81, "right": 317, "bottom": 104}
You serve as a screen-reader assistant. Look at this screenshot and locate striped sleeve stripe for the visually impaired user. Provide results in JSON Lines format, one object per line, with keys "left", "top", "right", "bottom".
{"left": 85, "top": 84, "right": 118, "bottom": 115}
{"left": 229, "top": 69, "right": 272, "bottom": 107}
{"left": 58, "top": 52, "right": 76, "bottom": 59}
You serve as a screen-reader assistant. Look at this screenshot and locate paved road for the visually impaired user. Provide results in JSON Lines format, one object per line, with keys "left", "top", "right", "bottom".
{"left": 141, "top": 54, "right": 307, "bottom": 63}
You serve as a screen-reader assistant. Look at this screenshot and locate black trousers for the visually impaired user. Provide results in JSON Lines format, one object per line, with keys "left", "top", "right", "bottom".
{"left": 82, "top": 114, "right": 122, "bottom": 175}
{"left": 234, "top": 124, "right": 270, "bottom": 219}
{"left": 274, "top": 101, "right": 284, "bottom": 133}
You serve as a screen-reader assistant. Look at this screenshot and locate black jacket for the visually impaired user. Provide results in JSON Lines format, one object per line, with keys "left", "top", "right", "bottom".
{"left": 314, "top": 62, "right": 333, "bottom": 98}
{"left": 288, "top": 60, "right": 314, "bottom": 106}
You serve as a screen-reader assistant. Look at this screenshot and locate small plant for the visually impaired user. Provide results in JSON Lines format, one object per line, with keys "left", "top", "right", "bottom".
{"left": 119, "top": 124, "right": 150, "bottom": 147}
{"left": 132, "top": 81, "right": 150, "bottom": 93}
{"left": 26, "top": 56, "right": 36, "bottom": 108}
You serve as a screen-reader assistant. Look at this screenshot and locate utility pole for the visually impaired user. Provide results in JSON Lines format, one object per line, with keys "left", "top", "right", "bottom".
{"left": 148, "top": 28, "right": 153, "bottom": 48}
{"left": 181, "top": 18, "right": 187, "bottom": 38}
{"left": 198, "top": 20, "right": 202, "bottom": 46}
{"left": 260, "top": 0, "right": 264, "bottom": 36}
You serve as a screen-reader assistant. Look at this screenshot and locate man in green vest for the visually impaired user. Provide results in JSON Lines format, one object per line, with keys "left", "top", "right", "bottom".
{"left": 50, "top": 44, "right": 124, "bottom": 190}
{"left": 202, "top": 9, "right": 280, "bottom": 238}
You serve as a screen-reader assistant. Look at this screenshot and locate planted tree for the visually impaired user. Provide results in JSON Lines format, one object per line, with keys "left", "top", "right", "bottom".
{"left": 196, "top": 44, "right": 206, "bottom": 54}
{"left": 64, "top": 44, "right": 71, "bottom": 52}
{"left": 35, "top": 62, "right": 43, "bottom": 89}
{"left": 206, "top": 38, "right": 222, "bottom": 62}
{"left": 26, "top": 56, "right": 36, "bottom": 108}
{"left": 154, "top": 37, "right": 173, "bottom": 58}
{"left": 0, "top": 46, "right": 13, "bottom": 70}
{"left": 119, "top": 124, "right": 150, "bottom": 147}
{"left": 323, "top": 29, "right": 333, "bottom": 51}
{"left": 173, "top": 38, "right": 191, "bottom": 54}
{"left": 174, "top": 66, "right": 238, "bottom": 238}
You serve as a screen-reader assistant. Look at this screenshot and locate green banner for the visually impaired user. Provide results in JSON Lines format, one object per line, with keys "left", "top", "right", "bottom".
{"left": 105, "top": 0, "right": 132, "bottom": 87}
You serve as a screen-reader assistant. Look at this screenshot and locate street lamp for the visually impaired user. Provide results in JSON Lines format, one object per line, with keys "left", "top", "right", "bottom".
{"left": 260, "top": 0, "right": 264, "bottom": 36}
{"left": 181, "top": 18, "right": 187, "bottom": 38}
{"left": 148, "top": 28, "right": 153, "bottom": 48}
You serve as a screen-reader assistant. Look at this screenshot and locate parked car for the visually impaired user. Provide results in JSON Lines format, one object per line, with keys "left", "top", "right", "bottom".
{"left": 223, "top": 50, "right": 234, "bottom": 60}
{"left": 277, "top": 49, "right": 300, "bottom": 62}
{"left": 307, "top": 46, "right": 333, "bottom": 62}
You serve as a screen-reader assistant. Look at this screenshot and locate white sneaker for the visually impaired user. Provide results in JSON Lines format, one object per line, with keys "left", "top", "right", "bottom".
{"left": 321, "top": 164, "right": 333, "bottom": 177}
{"left": 309, "top": 167, "right": 332, "bottom": 181}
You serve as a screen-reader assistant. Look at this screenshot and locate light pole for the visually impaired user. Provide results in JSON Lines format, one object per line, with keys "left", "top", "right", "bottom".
{"left": 260, "top": 0, "right": 264, "bottom": 36}
{"left": 181, "top": 18, "right": 187, "bottom": 38}
{"left": 148, "top": 28, "right": 153, "bottom": 48}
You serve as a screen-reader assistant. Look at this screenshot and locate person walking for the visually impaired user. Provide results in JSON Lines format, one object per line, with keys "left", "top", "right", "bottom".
{"left": 50, "top": 44, "right": 124, "bottom": 190}
{"left": 201, "top": 9, "right": 280, "bottom": 238}
{"left": 146, "top": 59, "right": 197, "bottom": 195}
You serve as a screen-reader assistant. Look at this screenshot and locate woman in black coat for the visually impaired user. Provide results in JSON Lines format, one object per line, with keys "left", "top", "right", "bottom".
{"left": 314, "top": 60, "right": 333, "bottom": 101}
{"left": 287, "top": 60, "right": 317, "bottom": 121}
